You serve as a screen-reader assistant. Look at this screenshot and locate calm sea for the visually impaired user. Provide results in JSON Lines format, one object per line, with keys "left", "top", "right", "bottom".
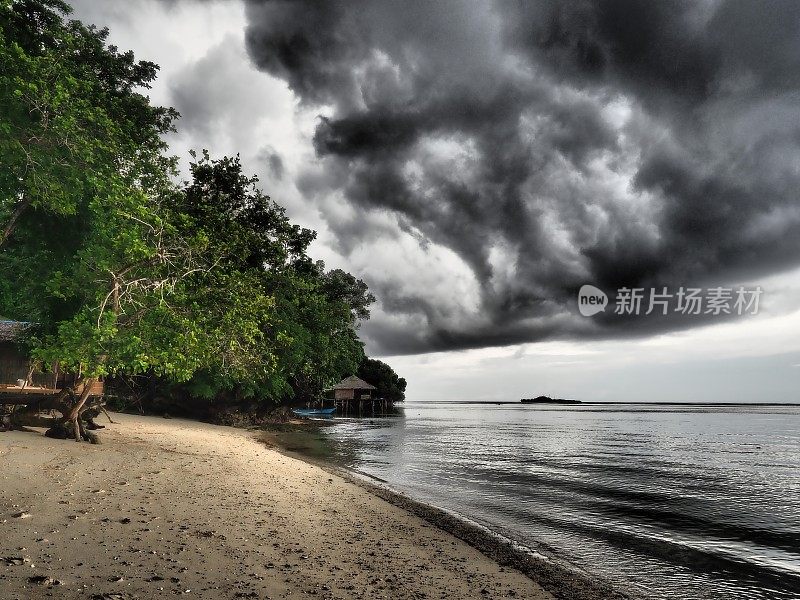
{"left": 318, "top": 402, "right": 800, "bottom": 600}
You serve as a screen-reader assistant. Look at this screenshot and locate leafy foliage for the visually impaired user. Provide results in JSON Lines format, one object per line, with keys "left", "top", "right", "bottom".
{"left": 171, "top": 153, "right": 371, "bottom": 401}
{"left": 0, "top": 0, "right": 176, "bottom": 245}
{"left": 0, "top": 0, "right": 403, "bottom": 416}
{"left": 358, "top": 358, "right": 407, "bottom": 402}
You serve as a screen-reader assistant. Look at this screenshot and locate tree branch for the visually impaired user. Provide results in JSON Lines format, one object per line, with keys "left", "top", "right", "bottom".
{"left": 1, "top": 195, "right": 31, "bottom": 248}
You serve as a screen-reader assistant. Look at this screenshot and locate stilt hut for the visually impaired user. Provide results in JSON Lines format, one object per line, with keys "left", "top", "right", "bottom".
{"left": 330, "top": 375, "right": 377, "bottom": 414}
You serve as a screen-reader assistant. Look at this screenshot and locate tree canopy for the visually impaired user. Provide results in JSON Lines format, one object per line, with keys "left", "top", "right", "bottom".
{"left": 0, "top": 0, "right": 404, "bottom": 437}
{"left": 358, "top": 358, "right": 407, "bottom": 402}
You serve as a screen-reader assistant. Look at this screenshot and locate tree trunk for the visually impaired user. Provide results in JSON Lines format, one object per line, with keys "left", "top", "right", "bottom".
{"left": 65, "top": 378, "right": 96, "bottom": 423}
{"left": 52, "top": 378, "right": 100, "bottom": 443}
{"left": 0, "top": 195, "right": 31, "bottom": 248}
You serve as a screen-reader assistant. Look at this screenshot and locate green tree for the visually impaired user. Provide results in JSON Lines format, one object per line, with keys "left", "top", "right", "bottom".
{"left": 0, "top": 0, "right": 176, "bottom": 247}
{"left": 173, "top": 153, "right": 372, "bottom": 405}
{"left": 357, "top": 358, "right": 407, "bottom": 402}
{"left": 0, "top": 0, "right": 179, "bottom": 333}
{"left": 0, "top": 0, "right": 401, "bottom": 438}
{"left": 0, "top": 2, "right": 277, "bottom": 438}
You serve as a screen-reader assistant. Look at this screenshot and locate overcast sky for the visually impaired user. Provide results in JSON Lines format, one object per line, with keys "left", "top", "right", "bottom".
{"left": 69, "top": 0, "right": 800, "bottom": 402}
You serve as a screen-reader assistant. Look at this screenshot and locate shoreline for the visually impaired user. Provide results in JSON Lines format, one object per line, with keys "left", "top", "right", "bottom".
{"left": 403, "top": 400, "right": 800, "bottom": 407}
{"left": 259, "top": 421, "right": 634, "bottom": 600}
{"left": 2, "top": 413, "right": 555, "bottom": 599}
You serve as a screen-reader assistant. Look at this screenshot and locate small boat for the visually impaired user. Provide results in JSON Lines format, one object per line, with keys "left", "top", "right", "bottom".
{"left": 292, "top": 407, "right": 337, "bottom": 417}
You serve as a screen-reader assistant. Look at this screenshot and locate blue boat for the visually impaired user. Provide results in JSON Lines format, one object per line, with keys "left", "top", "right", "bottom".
{"left": 292, "top": 407, "right": 337, "bottom": 417}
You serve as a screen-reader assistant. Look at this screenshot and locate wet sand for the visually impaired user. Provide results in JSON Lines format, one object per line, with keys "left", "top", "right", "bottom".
{"left": 0, "top": 413, "right": 553, "bottom": 599}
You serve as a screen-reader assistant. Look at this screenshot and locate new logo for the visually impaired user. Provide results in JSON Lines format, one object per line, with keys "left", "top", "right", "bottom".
{"left": 578, "top": 284, "right": 608, "bottom": 316}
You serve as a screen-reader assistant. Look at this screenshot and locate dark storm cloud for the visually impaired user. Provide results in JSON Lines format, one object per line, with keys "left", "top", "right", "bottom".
{"left": 257, "top": 145, "right": 284, "bottom": 181}
{"left": 242, "top": 0, "right": 800, "bottom": 354}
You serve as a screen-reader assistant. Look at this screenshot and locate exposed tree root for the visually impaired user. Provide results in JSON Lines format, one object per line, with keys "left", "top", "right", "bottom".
{"left": 2, "top": 379, "right": 106, "bottom": 443}
{"left": 44, "top": 420, "right": 100, "bottom": 444}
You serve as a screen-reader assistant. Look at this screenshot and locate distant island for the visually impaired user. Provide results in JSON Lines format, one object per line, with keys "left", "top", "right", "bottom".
{"left": 520, "top": 396, "right": 582, "bottom": 404}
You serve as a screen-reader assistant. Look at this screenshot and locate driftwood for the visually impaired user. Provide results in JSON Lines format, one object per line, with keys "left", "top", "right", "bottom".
{"left": 96, "top": 404, "right": 117, "bottom": 425}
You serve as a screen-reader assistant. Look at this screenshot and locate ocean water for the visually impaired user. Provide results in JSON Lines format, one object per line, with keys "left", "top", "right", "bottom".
{"left": 318, "top": 402, "right": 800, "bottom": 599}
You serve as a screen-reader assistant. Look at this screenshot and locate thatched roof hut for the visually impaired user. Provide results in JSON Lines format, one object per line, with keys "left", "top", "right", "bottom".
{"left": 330, "top": 375, "right": 376, "bottom": 401}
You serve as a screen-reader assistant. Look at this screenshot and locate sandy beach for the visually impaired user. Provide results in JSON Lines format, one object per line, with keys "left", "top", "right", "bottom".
{"left": 0, "top": 414, "right": 554, "bottom": 600}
